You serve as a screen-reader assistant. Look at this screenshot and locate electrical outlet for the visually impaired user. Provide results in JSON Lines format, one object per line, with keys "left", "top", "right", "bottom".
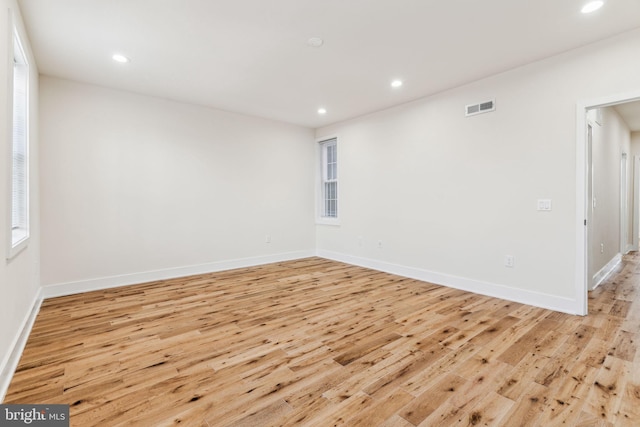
{"left": 505, "top": 255, "right": 515, "bottom": 268}
{"left": 600, "top": 243, "right": 604, "bottom": 254}
{"left": 265, "top": 235, "right": 271, "bottom": 244}
{"left": 377, "top": 240, "right": 383, "bottom": 249}
{"left": 537, "top": 199, "right": 552, "bottom": 211}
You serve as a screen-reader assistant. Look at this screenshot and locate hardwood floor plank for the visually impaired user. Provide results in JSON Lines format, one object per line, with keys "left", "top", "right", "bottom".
{"left": 610, "top": 330, "right": 638, "bottom": 362}
{"left": 340, "top": 389, "right": 414, "bottom": 427}
{"left": 501, "top": 381, "right": 547, "bottom": 427}
{"left": 452, "top": 391, "right": 514, "bottom": 427}
{"left": 582, "top": 355, "right": 632, "bottom": 423}
{"left": 224, "top": 399, "right": 292, "bottom": 427}
{"left": 496, "top": 318, "right": 559, "bottom": 365}
{"left": 399, "top": 373, "right": 467, "bottom": 425}
{"left": 496, "top": 351, "right": 550, "bottom": 401}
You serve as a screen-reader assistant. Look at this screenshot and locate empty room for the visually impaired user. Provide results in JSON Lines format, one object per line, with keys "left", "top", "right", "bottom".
{"left": 2, "top": 0, "right": 640, "bottom": 425}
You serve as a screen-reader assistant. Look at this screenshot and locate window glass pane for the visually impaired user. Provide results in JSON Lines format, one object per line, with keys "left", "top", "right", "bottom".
{"left": 10, "top": 31, "right": 29, "bottom": 250}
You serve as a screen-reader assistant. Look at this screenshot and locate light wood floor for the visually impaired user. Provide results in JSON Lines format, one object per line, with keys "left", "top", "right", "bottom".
{"left": 4, "top": 256, "right": 640, "bottom": 426}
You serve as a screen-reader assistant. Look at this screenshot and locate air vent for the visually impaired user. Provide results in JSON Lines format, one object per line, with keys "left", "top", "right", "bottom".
{"left": 465, "top": 99, "right": 495, "bottom": 117}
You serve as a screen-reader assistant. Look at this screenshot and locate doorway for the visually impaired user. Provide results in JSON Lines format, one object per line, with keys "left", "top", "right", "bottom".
{"left": 577, "top": 91, "right": 640, "bottom": 315}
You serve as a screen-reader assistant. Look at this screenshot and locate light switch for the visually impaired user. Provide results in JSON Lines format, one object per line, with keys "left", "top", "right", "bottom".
{"left": 537, "top": 199, "right": 552, "bottom": 211}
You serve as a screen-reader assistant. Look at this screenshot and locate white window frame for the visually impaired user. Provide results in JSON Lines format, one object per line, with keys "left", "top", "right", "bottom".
{"left": 7, "top": 23, "right": 30, "bottom": 259}
{"left": 317, "top": 137, "right": 339, "bottom": 225}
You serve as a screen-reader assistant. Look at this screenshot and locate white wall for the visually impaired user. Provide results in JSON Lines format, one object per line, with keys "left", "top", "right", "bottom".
{"left": 39, "top": 77, "right": 315, "bottom": 292}
{"left": 0, "top": 0, "right": 40, "bottom": 396}
{"left": 315, "top": 29, "right": 640, "bottom": 313}
{"left": 588, "top": 107, "right": 631, "bottom": 285}
{"left": 632, "top": 132, "right": 640, "bottom": 158}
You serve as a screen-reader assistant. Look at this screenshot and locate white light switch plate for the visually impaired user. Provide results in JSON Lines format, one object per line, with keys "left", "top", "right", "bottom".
{"left": 537, "top": 199, "right": 552, "bottom": 211}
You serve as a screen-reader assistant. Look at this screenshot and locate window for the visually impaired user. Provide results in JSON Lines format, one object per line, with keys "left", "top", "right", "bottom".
{"left": 319, "top": 138, "right": 338, "bottom": 219}
{"left": 9, "top": 29, "right": 29, "bottom": 256}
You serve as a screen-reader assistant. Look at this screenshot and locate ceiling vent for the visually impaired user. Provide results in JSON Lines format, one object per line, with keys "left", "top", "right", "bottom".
{"left": 465, "top": 99, "right": 495, "bottom": 117}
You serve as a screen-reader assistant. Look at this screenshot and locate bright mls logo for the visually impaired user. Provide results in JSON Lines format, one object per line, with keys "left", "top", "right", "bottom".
{"left": 0, "top": 405, "right": 69, "bottom": 427}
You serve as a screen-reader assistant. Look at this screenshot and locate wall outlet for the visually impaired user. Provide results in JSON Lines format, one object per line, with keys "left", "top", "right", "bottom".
{"left": 600, "top": 243, "right": 604, "bottom": 254}
{"left": 505, "top": 255, "right": 515, "bottom": 268}
{"left": 377, "top": 240, "right": 383, "bottom": 249}
{"left": 265, "top": 235, "right": 271, "bottom": 244}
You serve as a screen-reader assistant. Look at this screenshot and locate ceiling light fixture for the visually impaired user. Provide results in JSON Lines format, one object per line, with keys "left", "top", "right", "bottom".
{"left": 317, "top": 108, "right": 327, "bottom": 115}
{"left": 307, "top": 37, "right": 324, "bottom": 48}
{"left": 581, "top": 1, "right": 604, "bottom": 14}
{"left": 391, "top": 80, "right": 403, "bottom": 88}
{"left": 112, "top": 54, "right": 130, "bottom": 63}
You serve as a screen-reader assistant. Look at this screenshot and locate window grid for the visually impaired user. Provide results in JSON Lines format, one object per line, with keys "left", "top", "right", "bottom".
{"left": 321, "top": 139, "right": 337, "bottom": 218}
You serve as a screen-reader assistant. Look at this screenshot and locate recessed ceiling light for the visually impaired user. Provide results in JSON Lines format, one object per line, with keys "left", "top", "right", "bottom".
{"left": 581, "top": 1, "right": 604, "bottom": 14}
{"left": 391, "top": 80, "right": 403, "bottom": 88}
{"left": 307, "top": 37, "right": 324, "bottom": 48}
{"left": 112, "top": 54, "right": 130, "bottom": 63}
{"left": 317, "top": 108, "right": 327, "bottom": 115}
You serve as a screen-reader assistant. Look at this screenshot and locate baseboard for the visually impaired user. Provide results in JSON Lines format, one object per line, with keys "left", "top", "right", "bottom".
{"left": 42, "top": 250, "right": 316, "bottom": 298}
{"left": 0, "top": 288, "right": 43, "bottom": 402}
{"left": 317, "top": 250, "right": 580, "bottom": 315}
{"left": 590, "top": 253, "right": 622, "bottom": 291}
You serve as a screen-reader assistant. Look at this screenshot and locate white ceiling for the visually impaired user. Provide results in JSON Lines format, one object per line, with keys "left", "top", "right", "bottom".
{"left": 17, "top": 0, "right": 640, "bottom": 128}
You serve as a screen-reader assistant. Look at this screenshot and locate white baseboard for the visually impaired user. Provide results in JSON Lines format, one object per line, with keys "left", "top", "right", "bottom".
{"left": 590, "top": 253, "right": 622, "bottom": 291}
{"left": 317, "top": 250, "right": 580, "bottom": 315}
{"left": 0, "top": 288, "right": 43, "bottom": 402}
{"left": 42, "top": 250, "right": 316, "bottom": 298}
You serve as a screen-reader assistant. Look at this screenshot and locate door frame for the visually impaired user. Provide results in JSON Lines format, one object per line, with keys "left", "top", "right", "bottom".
{"left": 621, "top": 152, "right": 629, "bottom": 254}
{"left": 633, "top": 155, "right": 640, "bottom": 251}
{"left": 586, "top": 123, "right": 594, "bottom": 290}
{"left": 576, "top": 90, "right": 640, "bottom": 315}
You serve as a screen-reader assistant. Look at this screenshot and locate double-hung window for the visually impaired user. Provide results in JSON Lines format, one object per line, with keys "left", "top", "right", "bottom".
{"left": 319, "top": 138, "right": 338, "bottom": 220}
{"left": 9, "top": 29, "right": 29, "bottom": 257}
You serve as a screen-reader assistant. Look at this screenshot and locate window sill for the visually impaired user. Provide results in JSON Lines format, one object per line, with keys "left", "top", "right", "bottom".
{"left": 316, "top": 217, "right": 341, "bottom": 226}
{"left": 7, "top": 232, "right": 29, "bottom": 260}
